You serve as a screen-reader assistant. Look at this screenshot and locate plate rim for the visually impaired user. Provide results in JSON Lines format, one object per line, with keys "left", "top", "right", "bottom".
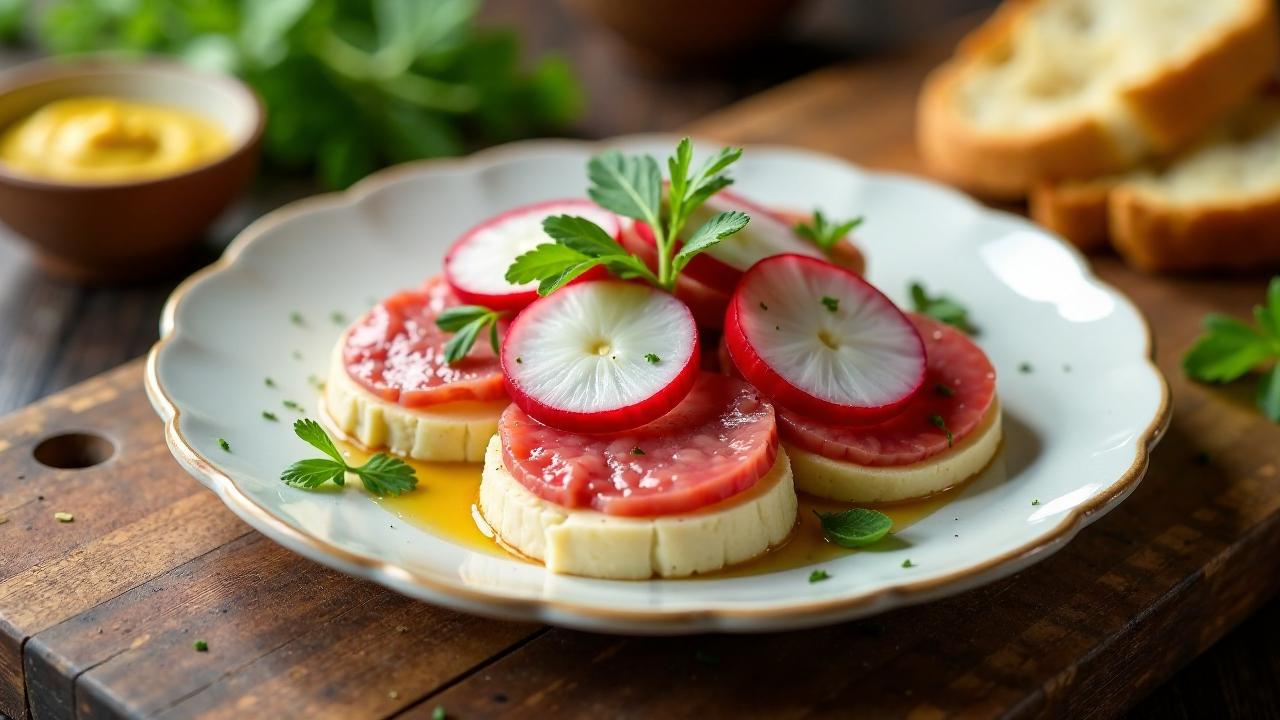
{"left": 145, "top": 133, "right": 1172, "bottom": 630}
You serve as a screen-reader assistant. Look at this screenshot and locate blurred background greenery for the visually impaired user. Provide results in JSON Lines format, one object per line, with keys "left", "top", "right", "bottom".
{"left": 31, "top": 0, "right": 582, "bottom": 188}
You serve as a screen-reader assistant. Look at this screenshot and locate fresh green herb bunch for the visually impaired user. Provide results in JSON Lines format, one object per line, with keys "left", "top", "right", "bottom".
{"left": 1183, "top": 277, "right": 1280, "bottom": 421}
{"left": 38, "top": 0, "right": 581, "bottom": 188}
{"left": 506, "top": 137, "right": 751, "bottom": 295}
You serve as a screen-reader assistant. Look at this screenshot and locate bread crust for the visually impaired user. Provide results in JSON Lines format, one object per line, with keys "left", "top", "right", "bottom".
{"left": 1029, "top": 179, "right": 1114, "bottom": 252}
{"left": 1109, "top": 186, "right": 1280, "bottom": 273}
{"left": 918, "top": 0, "right": 1279, "bottom": 198}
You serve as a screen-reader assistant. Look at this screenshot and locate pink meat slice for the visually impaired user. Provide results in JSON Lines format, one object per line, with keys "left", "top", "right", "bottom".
{"left": 500, "top": 373, "right": 779, "bottom": 517}
{"left": 343, "top": 276, "right": 506, "bottom": 407}
{"left": 777, "top": 314, "right": 996, "bottom": 466}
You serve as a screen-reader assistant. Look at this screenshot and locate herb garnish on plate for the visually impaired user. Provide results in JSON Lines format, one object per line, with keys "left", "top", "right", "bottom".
{"left": 814, "top": 508, "right": 892, "bottom": 548}
{"left": 794, "top": 210, "right": 863, "bottom": 251}
{"left": 281, "top": 419, "right": 417, "bottom": 496}
{"left": 910, "top": 281, "right": 977, "bottom": 335}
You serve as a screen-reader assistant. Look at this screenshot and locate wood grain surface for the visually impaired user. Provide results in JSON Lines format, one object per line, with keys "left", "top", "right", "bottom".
{"left": 4, "top": 4, "right": 1280, "bottom": 719}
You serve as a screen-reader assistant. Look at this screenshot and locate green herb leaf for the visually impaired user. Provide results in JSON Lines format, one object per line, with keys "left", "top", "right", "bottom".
{"left": 436, "top": 305, "right": 494, "bottom": 332}
{"left": 542, "top": 214, "right": 629, "bottom": 257}
{"left": 443, "top": 315, "right": 490, "bottom": 363}
{"left": 194, "top": 639, "right": 209, "bottom": 652}
{"left": 901, "top": 559, "right": 914, "bottom": 568}
{"left": 293, "top": 418, "right": 344, "bottom": 464}
{"left": 506, "top": 243, "right": 591, "bottom": 284}
{"left": 794, "top": 210, "right": 864, "bottom": 251}
{"left": 673, "top": 210, "right": 749, "bottom": 273}
{"left": 644, "top": 353, "right": 660, "bottom": 364}
{"left": 814, "top": 508, "right": 892, "bottom": 548}
{"left": 217, "top": 438, "right": 230, "bottom": 452}
{"left": 821, "top": 296, "right": 839, "bottom": 313}
{"left": 910, "top": 282, "right": 977, "bottom": 335}
{"left": 929, "top": 413, "right": 954, "bottom": 447}
{"left": 809, "top": 569, "right": 830, "bottom": 583}
{"left": 1182, "top": 314, "right": 1272, "bottom": 382}
{"left": 587, "top": 150, "right": 662, "bottom": 225}
{"left": 1259, "top": 363, "right": 1280, "bottom": 422}
{"left": 281, "top": 458, "right": 347, "bottom": 489}
{"left": 355, "top": 453, "right": 417, "bottom": 496}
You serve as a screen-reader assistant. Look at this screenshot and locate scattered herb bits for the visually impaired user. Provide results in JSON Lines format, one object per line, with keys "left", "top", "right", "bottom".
{"left": 821, "top": 296, "right": 839, "bottom": 313}
{"left": 645, "top": 353, "right": 660, "bottom": 364}
{"left": 194, "top": 640, "right": 209, "bottom": 652}
{"left": 1031, "top": 499, "right": 1041, "bottom": 506}
{"left": 330, "top": 311, "right": 347, "bottom": 325}
{"left": 1018, "top": 362, "right": 1033, "bottom": 374}
{"left": 794, "top": 210, "right": 863, "bottom": 251}
{"left": 262, "top": 411, "right": 278, "bottom": 422}
{"left": 809, "top": 569, "right": 831, "bottom": 583}
{"left": 264, "top": 377, "right": 276, "bottom": 388}
{"left": 630, "top": 447, "right": 645, "bottom": 456}
{"left": 934, "top": 383, "right": 954, "bottom": 398}
{"left": 929, "top": 414, "right": 953, "bottom": 447}
{"left": 218, "top": 438, "right": 231, "bottom": 452}
{"left": 290, "top": 311, "right": 305, "bottom": 327}
{"left": 901, "top": 559, "right": 914, "bottom": 569}
{"left": 814, "top": 508, "right": 892, "bottom": 548}
{"left": 283, "top": 400, "right": 304, "bottom": 412}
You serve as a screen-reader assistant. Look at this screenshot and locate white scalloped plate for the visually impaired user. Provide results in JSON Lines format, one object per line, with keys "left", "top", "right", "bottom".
{"left": 146, "top": 135, "right": 1169, "bottom": 634}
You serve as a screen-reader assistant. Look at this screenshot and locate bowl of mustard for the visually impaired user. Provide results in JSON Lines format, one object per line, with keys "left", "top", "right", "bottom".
{"left": 0, "top": 58, "right": 262, "bottom": 283}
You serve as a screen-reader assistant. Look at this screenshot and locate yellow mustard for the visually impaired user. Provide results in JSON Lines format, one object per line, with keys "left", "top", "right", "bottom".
{"left": 0, "top": 97, "right": 230, "bottom": 183}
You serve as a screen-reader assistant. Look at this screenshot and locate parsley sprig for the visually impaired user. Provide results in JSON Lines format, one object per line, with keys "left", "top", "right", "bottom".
{"left": 910, "top": 281, "right": 977, "bottom": 335}
{"left": 435, "top": 305, "right": 503, "bottom": 364}
{"left": 794, "top": 210, "right": 863, "bottom": 251}
{"left": 281, "top": 419, "right": 417, "bottom": 496}
{"left": 506, "top": 137, "right": 750, "bottom": 294}
{"left": 1183, "top": 277, "right": 1280, "bottom": 421}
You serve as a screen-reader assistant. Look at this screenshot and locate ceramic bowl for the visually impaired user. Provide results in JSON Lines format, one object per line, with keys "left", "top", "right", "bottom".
{"left": 0, "top": 58, "right": 263, "bottom": 284}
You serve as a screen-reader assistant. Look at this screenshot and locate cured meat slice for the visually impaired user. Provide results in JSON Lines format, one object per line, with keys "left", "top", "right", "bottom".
{"left": 343, "top": 276, "right": 506, "bottom": 407}
{"left": 499, "top": 373, "right": 779, "bottom": 517}
{"left": 779, "top": 314, "right": 997, "bottom": 467}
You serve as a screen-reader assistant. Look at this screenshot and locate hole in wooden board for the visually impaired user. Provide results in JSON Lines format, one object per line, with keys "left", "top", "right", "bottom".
{"left": 32, "top": 432, "right": 115, "bottom": 469}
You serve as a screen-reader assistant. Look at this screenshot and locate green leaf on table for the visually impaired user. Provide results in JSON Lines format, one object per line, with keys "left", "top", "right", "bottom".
{"left": 1182, "top": 314, "right": 1272, "bottom": 383}
{"left": 814, "top": 508, "right": 893, "bottom": 548}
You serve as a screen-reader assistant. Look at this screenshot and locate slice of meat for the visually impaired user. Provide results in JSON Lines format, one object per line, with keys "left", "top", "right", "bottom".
{"left": 499, "top": 372, "right": 778, "bottom": 517}
{"left": 776, "top": 314, "right": 996, "bottom": 467}
{"left": 343, "top": 275, "right": 506, "bottom": 407}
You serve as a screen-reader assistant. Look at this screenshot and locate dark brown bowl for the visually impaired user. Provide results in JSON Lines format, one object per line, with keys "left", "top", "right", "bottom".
{"left": 0, "top": 58, "right": 263, "bottom": 284}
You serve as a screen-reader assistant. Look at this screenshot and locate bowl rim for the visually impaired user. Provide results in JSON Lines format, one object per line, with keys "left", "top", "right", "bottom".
{"left": 0, "top": 54, "right": 265, "bottom": 192}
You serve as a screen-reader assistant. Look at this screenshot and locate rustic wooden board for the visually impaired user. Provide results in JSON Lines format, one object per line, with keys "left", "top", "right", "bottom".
{"left": 4, "top": 24, "right": 1280, "bottom": 720}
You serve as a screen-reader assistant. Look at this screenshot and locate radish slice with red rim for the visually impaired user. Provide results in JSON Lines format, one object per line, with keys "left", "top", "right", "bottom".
{"left": 445, "top": 199, "right": 622, "bottom": 311}
{"left": 724, "top": 254, "right": 926, "bottom": 425}
{"left": 501, "top": 280, "right": 700, "bottom": 433}
{"left": 635, "top": 189, "right": 827, "bottom": 294}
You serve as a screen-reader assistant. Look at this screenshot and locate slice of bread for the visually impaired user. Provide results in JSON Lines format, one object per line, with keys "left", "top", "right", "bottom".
{"left": 1032, "top": 92, "right": 1280, "bottom": 273}
{"left": 918, "top": 0, "right": 1278, "bottom": 199}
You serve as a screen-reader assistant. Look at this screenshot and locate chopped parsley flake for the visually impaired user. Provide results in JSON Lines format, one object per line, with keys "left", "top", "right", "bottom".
{"left": 1018, "top": 362, "right": 1033, "bottom": 374}
{"left": 1032, "top": 499, "right": 1041, "bottom": 506}
{"left": 645, "top": 353, "right": 660, "bottom": 364}
{"left": 290, "top": 311, "right": 305, "bottom": 327}
{"left": 262, "top": 411, "right": 278, "bottom": 422}
{"left": 264, "top": 377, "right": 276, "bottom": 388}
{"left": 759, "top": 301, "right": 769, "bottom": 311}
{"left": 54, "top": 511, "right": 74, "bottom": 523}
{"left": 218, "top": 438, "right": 231, "bottom": 452}
{"left": 194, "top": 640, "right": 208, "bottom": 652}
{"left": 432, "top": 707, "right": 447, "bottom": 720}
{"left": 330, "top": 311, "right": 347, "bottom": 325}
{"left": 809, "top": 569, "right": 830, "bottom": 583}
{"left": 283, "top": 400, "right": 304, "bottom": 412}
{"left": 929, "top": 414, "right": 953, "bottom": 447}
{"left": 934, "top": 383, "right": 954, "bottom": 398}
{"left": 515, "top": 356, "right": 523, "bottom": 364}
{"left": 902, "top": 559, "right": 914, "bottom": 568}
{"left": 821, "top": 296, "right": 839, "bottom": 313}
{"left": 630, "top": 446, "right": 645, "bottom": 456}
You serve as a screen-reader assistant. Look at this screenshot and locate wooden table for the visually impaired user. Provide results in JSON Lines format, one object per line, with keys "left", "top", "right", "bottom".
{"left": 4, "top": 3, "right": 1280, "bottom": 718}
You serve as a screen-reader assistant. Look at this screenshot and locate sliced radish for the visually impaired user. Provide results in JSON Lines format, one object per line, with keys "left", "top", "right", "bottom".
{"left": 444, "top": 199, "right": 622, "bottom": 311}
{"left": 501, "top": 280, "right": 700, "bottom": 433}
{"left": 635, "top": 189, "right": 827, "bottom": 293}
{"left": 724, "top": 254, "right": 926, "bottom": 425}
